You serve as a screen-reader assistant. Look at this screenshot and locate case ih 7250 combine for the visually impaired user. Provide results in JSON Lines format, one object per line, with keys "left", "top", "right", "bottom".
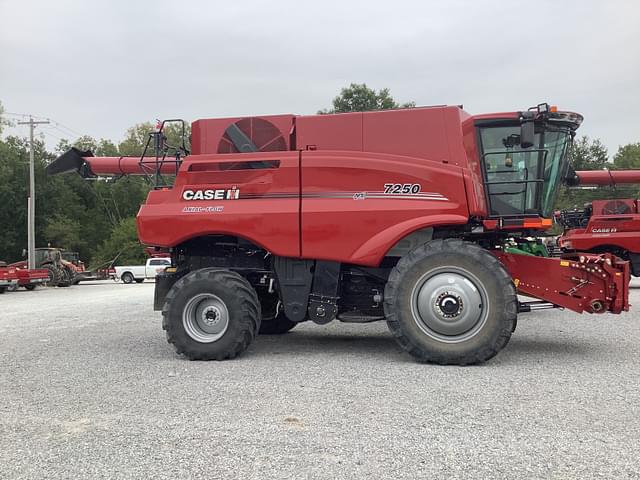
{"left": 48, "top": 103, "right": 631, "bottom": 364}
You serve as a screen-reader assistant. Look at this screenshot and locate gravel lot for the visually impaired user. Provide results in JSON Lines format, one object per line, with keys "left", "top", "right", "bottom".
{"left": 1, "top": 280, "right": 640, "bottom": 479}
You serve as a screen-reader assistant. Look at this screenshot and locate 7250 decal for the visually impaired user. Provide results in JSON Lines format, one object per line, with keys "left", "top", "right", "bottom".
{"left": 383, "top": 183, "right": 421, "bottom": 194}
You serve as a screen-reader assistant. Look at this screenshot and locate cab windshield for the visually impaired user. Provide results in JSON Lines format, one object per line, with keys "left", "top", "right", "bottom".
{"left": 478, "top": 125, "right": 571, "bottom": 218}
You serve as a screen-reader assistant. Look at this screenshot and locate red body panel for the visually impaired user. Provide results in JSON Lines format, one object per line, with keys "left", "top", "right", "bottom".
{"left": 300, "top": 150, "right": 468, "bottom": 265}
{"left": 191, "top": 115, "right": 294, "bottom": 155}
{"left": 138, "top": 151, "right": 301, "bottom": 257}
{"left": 296, "top": 106, "right": 472, "bottom": 168}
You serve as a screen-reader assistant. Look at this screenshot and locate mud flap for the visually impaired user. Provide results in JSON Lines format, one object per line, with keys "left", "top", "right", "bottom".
{"left": 154, "top": 271, "right": 182, "bottom": 311}
{"left": 493, "top": 251, "right": 630, "bottom": 314}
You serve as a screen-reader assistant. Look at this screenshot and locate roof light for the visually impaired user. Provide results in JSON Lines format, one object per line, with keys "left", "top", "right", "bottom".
{"left": 549, "top": 105, "right": 558, "bottom": 112}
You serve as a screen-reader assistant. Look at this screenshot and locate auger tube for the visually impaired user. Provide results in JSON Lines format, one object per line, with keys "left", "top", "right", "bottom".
{"left": 47, "top": 147, "right": 180, "bottom": 178}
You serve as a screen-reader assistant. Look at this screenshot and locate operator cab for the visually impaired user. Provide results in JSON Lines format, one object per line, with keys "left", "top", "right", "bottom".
{"left": 475, "top": 103, "right": 583, "bottom": 221}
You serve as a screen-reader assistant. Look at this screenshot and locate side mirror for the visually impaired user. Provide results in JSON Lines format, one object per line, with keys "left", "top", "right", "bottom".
{"left": 520, "top": 120, "right": 535, "bottom": 149}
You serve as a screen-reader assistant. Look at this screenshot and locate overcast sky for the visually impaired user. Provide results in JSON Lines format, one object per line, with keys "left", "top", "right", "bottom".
{"left": 1, "top": 0, "right": 639, "bottom": 156}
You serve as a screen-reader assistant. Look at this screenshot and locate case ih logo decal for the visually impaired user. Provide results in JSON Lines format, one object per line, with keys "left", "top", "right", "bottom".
{"left": 183, "top": 188, "right": 240, "bottom": 201}
{"left": 591, "top": 227, "right": 617, "bottom": 233}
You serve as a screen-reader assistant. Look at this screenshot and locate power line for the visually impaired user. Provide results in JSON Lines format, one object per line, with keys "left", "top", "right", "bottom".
{"left": 4, "top": 111, "right": 83, "bottom": 137}
{"left": 45, "top": 124, "right": 76, "bottom": 139}
{"left": 51, "top": 120, "right": 83, "bottom": 137}
{"left": 40, "top": 129, "right": 65, "bottom": 142}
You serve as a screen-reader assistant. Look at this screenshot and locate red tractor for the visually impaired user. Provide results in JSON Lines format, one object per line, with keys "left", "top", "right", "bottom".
{"left": 48, "top": 103, "right": 631, "bottom": 364}
{"left": 61, "top": 251, "right": 90, "bottom": 284}
{"left": 10, "top": 247, "right": 74, "bottom": 287}
{"left": 557, "top": 174, "right": 640, "bottom": 276}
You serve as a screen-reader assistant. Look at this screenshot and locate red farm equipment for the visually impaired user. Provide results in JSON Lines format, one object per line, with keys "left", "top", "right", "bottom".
{"left": 0, "top": 262, "right": 49, "bottom": 292}
{"left": 557, "top": 171, "right": 640, "bottom": 276}
{"left": 10, "top": 247, "right": 74, "bottom": 287}
{"left": 0, "top": 262, "right": 16, "bottom": 293}
{"left": 61, "top": 251, "right": 93, "bottom": 284}
{"left": 47, "top": 103, "right": 631, "bottom": 364}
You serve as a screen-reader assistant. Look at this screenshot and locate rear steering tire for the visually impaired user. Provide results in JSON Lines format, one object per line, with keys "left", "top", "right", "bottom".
{"left": 162, "top": 268, "right": 261, "bottom": 360}
{"left": 384, "top": 239, "right": 517, "bottom": 365}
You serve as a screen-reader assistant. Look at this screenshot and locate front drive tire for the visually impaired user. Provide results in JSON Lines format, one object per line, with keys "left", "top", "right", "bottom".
{"left": 384, "top": 239, "right": 517, "bottom": 365}
{"left": 162, "top": 268, "right": 261, "bottom": 360}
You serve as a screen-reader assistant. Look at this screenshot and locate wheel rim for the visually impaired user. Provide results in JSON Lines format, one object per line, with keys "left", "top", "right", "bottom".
{"left": 182, "top": 293, "right": 230, "bottom": 343}
{"left": 410, "top": 266, "right": 489, "bottom": 344}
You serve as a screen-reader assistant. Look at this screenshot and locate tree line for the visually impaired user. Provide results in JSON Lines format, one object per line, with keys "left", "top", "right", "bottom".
{"left": 1, "top": 86, "right": 639, "bottom": 267}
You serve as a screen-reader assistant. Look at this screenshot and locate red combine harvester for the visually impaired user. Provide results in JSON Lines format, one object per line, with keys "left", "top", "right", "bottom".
{"left": 557, "top": 170, "right": 640, "bottom": 276}
{"left": 48, "top": 103, "right": 631, "bottom": 364}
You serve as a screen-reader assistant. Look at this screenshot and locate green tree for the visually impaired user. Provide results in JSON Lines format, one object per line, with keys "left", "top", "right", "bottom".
{"left": 56, "top": 136, "right": 119, "bottom": 156}
{"left": 319, "top": 83, "right": 415, "bottom": 114}
{"left": 91, "top": 217, "right": 146, "bottom": 267}
{"left": 554, "top": 137, "right": 628, "bottom": 212}
{"left": 570, "top": 136, "right": 608, "bottom": 170}
{"left": 119, "top": 122, "right": 190, "bottom": 156}
{"left": 613, "top": 143, "right": 640, "bottom": 169}
{"left": 0, "top": 136, "right": 30, "bottom": 261}
{"left": 43, "top": 214, "right": 87, "bottom": 252}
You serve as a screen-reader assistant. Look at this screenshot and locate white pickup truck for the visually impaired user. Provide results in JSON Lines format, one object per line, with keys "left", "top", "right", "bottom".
{"left": 114, "top": 258, "right": 171, "bottom": 284}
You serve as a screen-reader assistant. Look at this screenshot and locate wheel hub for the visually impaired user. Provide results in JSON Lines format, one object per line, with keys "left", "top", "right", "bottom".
{"left": 183, "top": 293, "right": 229, "bottom": 343}
{"left": 411, "top": 269, "right": 488, "bottom": 342}
{"left": 202, "top": 306, "right": 221, "bottom": 327}
{"left": 435, "top": 292, "right": 463, "bottom": 318}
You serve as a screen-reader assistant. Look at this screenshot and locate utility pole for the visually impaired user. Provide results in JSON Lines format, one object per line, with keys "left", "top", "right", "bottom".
{"left": 17, "top": 116, "right": 49, "bottom": 269}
